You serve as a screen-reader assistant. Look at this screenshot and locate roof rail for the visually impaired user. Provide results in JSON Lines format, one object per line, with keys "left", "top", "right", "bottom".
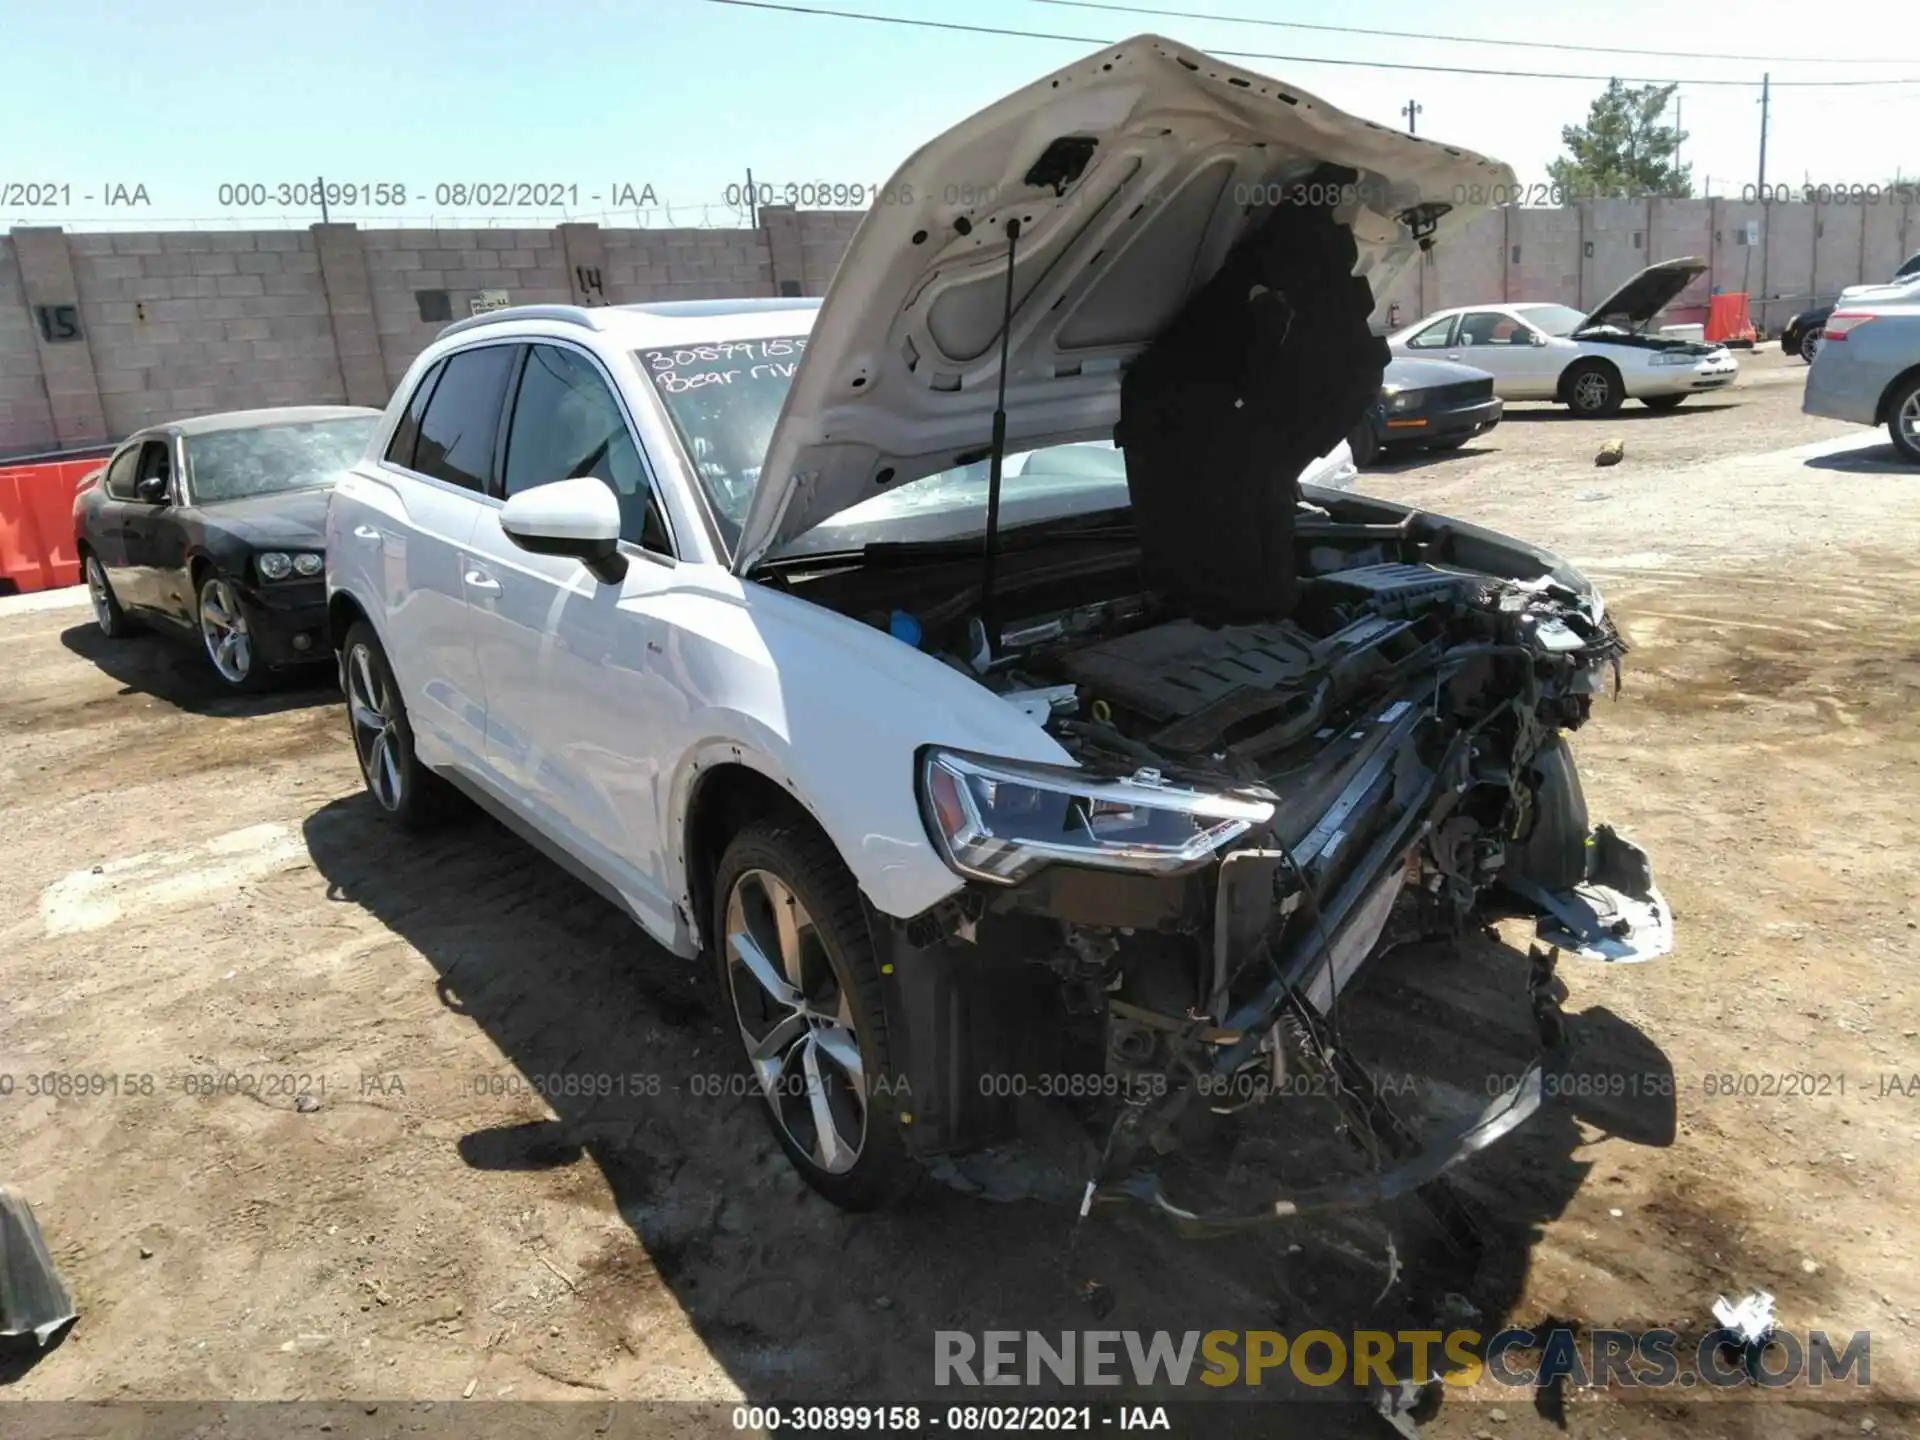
{"left": 435, "top": 304, "right": 604, "bottom": 341}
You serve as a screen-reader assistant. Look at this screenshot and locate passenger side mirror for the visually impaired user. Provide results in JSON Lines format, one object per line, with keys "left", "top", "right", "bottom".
{"left": 136, "top": 475, "right": 169, "bottom": 503}
{"left": 500, "top": 477, "right": 628, "bottom": 584}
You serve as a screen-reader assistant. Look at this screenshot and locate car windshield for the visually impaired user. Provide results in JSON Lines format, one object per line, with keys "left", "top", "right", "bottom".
{"left": 186, "top": 417, "right": 377, "bottom": 503}
{"left": 637, "top": 337, "right": 1135, "bottom": 556}
{"left": 1512, "top": 305, "right": 1589, "bottom": 337}
{"left": 1517, "top": 304, "right": 1591, "bottom": 337}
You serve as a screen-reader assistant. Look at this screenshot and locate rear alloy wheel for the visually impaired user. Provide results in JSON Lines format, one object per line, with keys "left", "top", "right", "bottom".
{"left": 713, "top": 818, "right": 919, "bottom": 1210}
{"left": 1800, "top": 328, "right": 1822, "bottom": 363}
{"left": 1887, "top": 375, "right": 1920, "bottom": 464}
{"left": 85, "top": 554, "right": 132, "bottom": 638}
{"left": 342, "top": 620, "right": 457, "bottom": 829}
{"left": 1641, "top": 394, "right": 1687, "bottom": 412}
{"left": 1563, "top": 361, "right": 1623, "bottom": 418}
{"left": 197, "top": 572, "right": 266, "bottom": 691}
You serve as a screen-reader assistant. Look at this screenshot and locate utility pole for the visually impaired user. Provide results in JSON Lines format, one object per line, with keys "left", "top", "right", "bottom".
{"left": 1401, "top": 99, "right": 1422, "bottom": 135}
{"left": 744, "top": 167, "right": 758, "bottom": 229}
{"left": 1757, "top": 73, "right": 1771, "bottom": 196}
{"left": 1674, "top": 94, "right": 1683, "bottom": 183}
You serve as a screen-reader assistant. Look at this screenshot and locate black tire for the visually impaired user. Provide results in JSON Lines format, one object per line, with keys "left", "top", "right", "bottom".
{"left": 195, "top": 570, "right": 272, "bottom": 693}
{"left": 1799, "top": 328, "right": 1822, "bottom": 363}
{"left": 1561, "top": 360, "right": 1624, "bottom": 418}
{"left": 1347, "top": 420, "right": 1380, "bottom": 467}
{"left": 82, "top": 551, "right": 133, "bottom": 639}
{"left": 1640, "top": 394, "right": 1686, "bottom": 412}
{"left": 711, "top": 816, "right": 921, "bottom": 1211}
{"left": 340, "top": 620, "right": 459, "bottom": 830}
{"left": 1887, "top": 373, "right": 1920, "bottom": 464}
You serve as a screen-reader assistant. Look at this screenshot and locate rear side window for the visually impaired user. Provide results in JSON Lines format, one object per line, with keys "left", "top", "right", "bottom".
{"left": 502, "top": 344, "right": 672, "bottom": 554}
{"left": 385, "top": 358, "right": 444, "bottom": 469}
{"left": 1406, "top": 317, "right": 1455, "bottom": 349}
{"left": 410, "top": 345, "right": 517, "bottom": 492}
{"left": 104, "top": 446, "right": 142, "bottom": 499}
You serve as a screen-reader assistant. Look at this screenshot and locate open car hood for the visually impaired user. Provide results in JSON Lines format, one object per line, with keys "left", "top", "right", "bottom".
{"left": 732, "top": 33, "right": 1514, "bottom": 572}
{"left": 1577, "top": 256, "right": 1707, "bottom": 335}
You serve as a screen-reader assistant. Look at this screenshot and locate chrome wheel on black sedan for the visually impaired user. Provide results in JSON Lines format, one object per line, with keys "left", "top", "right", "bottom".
{"left": 197, "top": 574, "right": 257, "bottom": 687}
{"left": 85, "top": 555, "right": 130, "bottom": 638}
{"left": 1799, "top": 328, "right": 1822, "bottom": 363}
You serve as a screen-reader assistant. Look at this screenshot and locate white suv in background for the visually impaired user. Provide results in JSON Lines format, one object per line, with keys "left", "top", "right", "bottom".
{"left": 326, "top": 35, "right": 1666, "bottom": 1220}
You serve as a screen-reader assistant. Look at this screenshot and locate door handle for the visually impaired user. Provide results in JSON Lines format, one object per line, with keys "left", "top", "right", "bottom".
{"left": 1446, "top": 352, "right": 1463, "bottom": 361}
{"left": 352, "top": 524, "right": 382, "bottom": 544}
{"left": 463, "top": 568, "right": 501, "bottom": 595}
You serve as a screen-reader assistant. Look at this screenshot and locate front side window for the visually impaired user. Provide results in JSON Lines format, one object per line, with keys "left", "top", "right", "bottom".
{"left": 636, "top": 336, "right": 807, "bottom": 549}
{"left": 104, "top": 445, "right": 142, "bottom": 500}
{"left": 503, "top": 344, "right": 670, "bottom": 553}
{"left": 1406, "top": 317, "right": 1455, "bottom": 349}
{"left": 135, "top": 439, "right": 174, "bottom": 496}
{"left": 411, "top": 345, "right": 517, "bottom": 493}
{"left": 186, "top": 417, "right": 377, "bottom": 504}
{"left": 1458, "top": 311, "right": 1529, "bottom": 346}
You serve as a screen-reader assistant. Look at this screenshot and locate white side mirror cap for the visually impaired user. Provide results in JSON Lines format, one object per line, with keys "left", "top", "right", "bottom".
{"left": 499, "top": 477, "right": 627, "bottom": 582}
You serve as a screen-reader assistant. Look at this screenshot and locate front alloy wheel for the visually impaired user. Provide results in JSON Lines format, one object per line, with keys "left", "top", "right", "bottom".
{"left": 198, "top": 573, "right": 260, "bottom": 689}
{"left": 1564, "top": 362, "right": 1622, "bottom": 418}
{"left": 725, "top": 868, "right": 868, "bottom": 1176}
{"left": 712, "top": 818, "right": 919, "bottom": 1210}
{"left": 1799, "top": 328, "right": 1822, "bottom": 363}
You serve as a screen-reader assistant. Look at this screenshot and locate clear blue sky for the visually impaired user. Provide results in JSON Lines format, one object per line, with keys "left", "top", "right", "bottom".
{"left": 5, "top": 0, "right": 1918, "bottom": 229}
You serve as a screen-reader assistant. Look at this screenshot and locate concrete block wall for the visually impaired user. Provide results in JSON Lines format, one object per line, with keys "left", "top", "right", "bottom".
{"left": 61, "top": 229, "right": 341, "bottom": 439}
{"left": 6, "top": 196, "right": 1918, "bottom": 456}
{"left": 0, "top": 242, "right": 59, "bottom": 450}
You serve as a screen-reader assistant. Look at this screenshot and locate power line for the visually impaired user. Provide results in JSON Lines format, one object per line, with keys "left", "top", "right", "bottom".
{"left": 1029, "top": 0, "right": 1920, "bottom": 67}
{"left": 697, "top": 0, "right": 1920, "bottom": 87}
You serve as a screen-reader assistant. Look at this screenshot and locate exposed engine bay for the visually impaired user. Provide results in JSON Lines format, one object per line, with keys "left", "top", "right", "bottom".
{"left": 786, "top": 486, "right": 1671, "bottom": 1231}
{"left": 767, "top": 170, "right": 1670, "bottom": 1231}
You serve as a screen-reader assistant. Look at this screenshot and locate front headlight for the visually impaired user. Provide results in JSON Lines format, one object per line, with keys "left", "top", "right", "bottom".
{"left": 917, "top": 749, "right": 1274, "bottom": 884}
{"left": 256, "top": 550, "right": 322, "bottom": 580}
{"left": 1385, "top": 389, "right": 1415, "bottom": 411}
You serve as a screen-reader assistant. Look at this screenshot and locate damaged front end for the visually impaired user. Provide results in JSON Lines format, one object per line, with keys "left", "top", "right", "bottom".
{"left": 866, "top": 513, "right": 1670, "bottom": 1231}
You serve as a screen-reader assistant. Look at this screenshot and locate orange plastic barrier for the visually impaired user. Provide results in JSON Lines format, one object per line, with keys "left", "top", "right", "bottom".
{"left": 1706, "top": 292, "right": 1758, "bottom": 345}
{"left": 0, "top": 458, "right": 105, "bottom": 595}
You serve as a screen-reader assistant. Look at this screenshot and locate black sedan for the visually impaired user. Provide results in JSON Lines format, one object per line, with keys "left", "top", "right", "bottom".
{"left": 1781, "top": 306, "right": 1832, "bottom": 363}
{"left": 72, "top": 406, "right": 381, "bottom": 691}
{"left": 1348, "top": 356, "right": 1502, "bottom": 466}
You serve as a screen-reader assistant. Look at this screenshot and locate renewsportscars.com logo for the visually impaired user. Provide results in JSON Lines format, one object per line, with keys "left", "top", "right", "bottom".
{"left": 934, "top": 1328, "right": 1871, "bottom": 1391}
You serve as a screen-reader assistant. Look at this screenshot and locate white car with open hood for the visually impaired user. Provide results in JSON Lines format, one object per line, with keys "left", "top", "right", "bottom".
{"left": 1388, "top": 258, "right": 1739, "bottom": 416}
{"left": 326, "top": 35, "right": 1670, "bottom": 1223}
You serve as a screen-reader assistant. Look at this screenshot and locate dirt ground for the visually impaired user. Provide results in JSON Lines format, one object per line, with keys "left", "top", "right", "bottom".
{"left": 3, "top": 347, "right": 1919, "bottom": 1436}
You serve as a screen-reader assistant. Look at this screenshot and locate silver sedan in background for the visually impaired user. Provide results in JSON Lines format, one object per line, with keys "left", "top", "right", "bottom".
{"left": 1803, "top": 303, "right": 1920, "bottom": 463}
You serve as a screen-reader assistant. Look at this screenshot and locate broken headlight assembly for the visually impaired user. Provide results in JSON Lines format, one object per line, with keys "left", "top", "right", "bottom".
{"left": 917, "top": 748, "right": 1274, "bottom": 884}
